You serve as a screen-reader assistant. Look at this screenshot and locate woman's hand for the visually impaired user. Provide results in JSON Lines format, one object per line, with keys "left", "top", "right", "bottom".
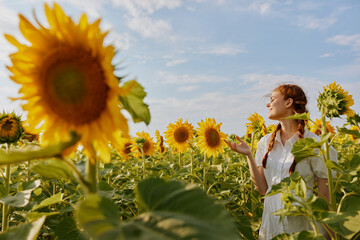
{"left": 225, "top": 135, "right": 251, "bottom": 156}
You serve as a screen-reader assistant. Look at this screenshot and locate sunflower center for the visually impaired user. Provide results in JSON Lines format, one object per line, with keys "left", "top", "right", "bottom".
{"left": 124, "top": 143, "right": 132, "bottom": 154}
{"left": 205, "top": 128, "right": 220, "bottom": 147}
{"left": 40, "top": 47, "right": 109, "bottom": 125}
{"left": 142, "top": 141, "right": 150, "bottom": 154}
{"left": 174, "top": 127, "right": 189, "bottom": 143}
{"left": 1, "top": 119, "right": 15, "bottom": 132}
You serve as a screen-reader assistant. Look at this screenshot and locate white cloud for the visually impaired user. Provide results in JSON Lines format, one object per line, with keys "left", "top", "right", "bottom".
{"left": 320, "top": 53, "right": 333, "bottom": 58}
{"left": 296, "top": 15, "right": 337, "bottom": 30}
{"left": 126, "top": 16, "right": 172, "bottom": 39}
{"left": 177, "top": 85, "right": 199, "bottom": 92}
{"left": 111, "top": 0, "right": 181, "bottom": 17}
{"left": 198, "top": 44, "right": 246, "bottom": 56}
{"left": 157, "top": 71, "right": 230, "bottom": 84}
{"left": 237, "top": 0, "right": 278, "bottom": 15}
{"left": 327, "top": 34, "right": 360, "bottom": 52}
{"left": 165, "top": 59, "right": 188, "bottom": 67}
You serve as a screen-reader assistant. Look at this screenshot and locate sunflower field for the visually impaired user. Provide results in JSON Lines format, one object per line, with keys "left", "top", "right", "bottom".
{"left": 1, "top": 3, "right": 360, "bottom": 240}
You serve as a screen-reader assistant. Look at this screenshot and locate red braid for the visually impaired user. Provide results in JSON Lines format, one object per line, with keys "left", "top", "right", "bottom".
{"left": 262, "top": 123, "right": 281, "bottom": 168}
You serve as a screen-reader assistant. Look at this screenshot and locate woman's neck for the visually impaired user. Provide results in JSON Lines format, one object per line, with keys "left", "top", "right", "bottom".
{"left": 278, "top": 119, "right": 298, "bottom": 145}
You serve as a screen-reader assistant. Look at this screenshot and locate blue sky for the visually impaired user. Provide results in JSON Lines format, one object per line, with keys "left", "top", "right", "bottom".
{"left": 0, "top": 0, "right": 359, "bottom": 138}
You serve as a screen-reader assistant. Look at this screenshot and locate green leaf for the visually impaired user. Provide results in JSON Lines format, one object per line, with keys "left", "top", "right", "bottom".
{"left": 32, "top": 159, "right": 75, "bottom": 180}
{"left": 0, "top": 180, "right": 40, "bottom": 207}
{"left": 77, "top": 194, "right": 122, "bottom": 240}
{"left": 119, "top": 80, "right": 151, "bottom": 125}
{"left": 32, "top": 192, "right": 63, "bottom": 211}
{"left": 291, "top": 138, "right": 320, "bottom": 163}
{"left": 0, "top": 216, "right": 46, "bottom": 240}
{"left": 284, "top": 112, "right": 310, "bottom": 120}
{"left": 325, "top": 160, "right": 344, "bottom": 174}
{"left": 266, "top": 177, "right": 290, "bottom": 197}
{"left": 337, "top": 127, "right": 360, "bottom": 139}
{"left": 0, "top": 131, "right": 80, "bottom": 165}
{"left": 292, "top": 230, "right": 325, "bottom": 240}
{"left": 55, "top": 216, "right": 88, "bottom": 240}
{"left": 234, "top": 215, "right": 254, "bottom": 240}
{"left": 77, "top": 178, "right": 239, "bottom": 240}
{"left": 316, "top": 196, "right": 360, "bottom": 239}
{"left": 129, "top": 178, "right": 239, "bottom": 240}
{"left": 26, "top": 212, "right": 59, "bottom": 221}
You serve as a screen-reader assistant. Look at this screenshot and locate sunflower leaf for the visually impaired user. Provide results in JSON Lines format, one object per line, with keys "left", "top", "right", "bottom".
{"left": 283, "top": 113, "right": 310, "bottom": 120}
{"left": 119, "top": 80, "right": 151, "bottom": 125}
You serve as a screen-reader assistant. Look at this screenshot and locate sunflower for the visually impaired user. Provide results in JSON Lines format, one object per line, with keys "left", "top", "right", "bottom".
{"left": 317, "top": 81, "right": 355, "bottom": 118}
{"left": 131, "top": 131, "right": 155, "bottom": 157}
{"left": 155, "top": 130, "right": 166, "bottom": 154}
{"left": 309, "top": 118, "right": 335, "bottom": 136}
{"left": 350, "top": 125, "right": 359, "bottom": 141}
{"left": 116, "top": 137, "right": 133, "bottom": 160}
{"left": 196, "top": 118, "right": 227, "bottom": 157}
{"left": 5, "top": 3, "right": 132, "bottom": 162}
{"left": 164, "top": 119, "right": 194, "bottom": 153}
{"left": 246, "top": 112, "right": 267, "bottom": 137}
{"left": 266, "top": 124, "right": 276, "bottom": 134}
{"left": 0, "top": 112, "right": 24, "bottom": 144}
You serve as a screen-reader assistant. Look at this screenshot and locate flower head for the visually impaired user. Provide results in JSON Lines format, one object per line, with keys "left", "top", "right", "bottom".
{"left": 317, "top": 81, "right": 355, "bottom": 118}
{"left": 246, "top": 112, "right": 267, "bottom": 137}
{"left": 0, "top": 112, "right": 23, "bottom": 144}
{"left": 196, "top": 118, "right": 227, "bottom": 158}
{"left": 116, "top": 137, "right": 133, "bottom": 160}
{"left": 155, "top": 130, "right": 166, "bottom": 154}
{"left": 309, "top": 119, "right": 335, "bottom": 136}
{"left": 164, "top": 119, "right": 194, "bottom": 153}
{"left": 5, "top": 3, "right": 132, "bottom": 162}
{"left": 132, "top": 131, "right": 155, "bottom": 157}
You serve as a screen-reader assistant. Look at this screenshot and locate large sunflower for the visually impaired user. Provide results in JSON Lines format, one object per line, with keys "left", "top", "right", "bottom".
{"left": 0, "top": 112, "right": 23, "bottom": 144}
{"left": 131, "top": 131, "right": 155, "bottom": 157}
{"left": 5, "top": 3, "right": 131, "bottom": 162}
{"left": 318, "top": 81, "right": 355, "bottom": 118}
{"left": 245, "top": 112, "right": 267, "bottom": 137}
{"left": 309, "top": 118, "right": 335, "bottom": 136}
{"left": 196, "top": 118, "right": 227, "bottom": 157}
{"left": 164, "top": 119, "right": 194, "bottom": 153}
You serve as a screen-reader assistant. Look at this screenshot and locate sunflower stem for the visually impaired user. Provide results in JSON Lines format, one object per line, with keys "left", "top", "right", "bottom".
{"left": 140, "top": 147, "right": 146, "bottom": 180}
{"left": 27, "top": 160, "right": 31, "bottom": 182}
{"left": 85, "top": 158, "right": 98, "bottom": 194}
{"left": 203, "top": 155, "right": 207, "bottom": 192}
{"left": 2, "top": 144, "right": 10, "bottom": 232}
{"left": 178, "top": 152, "right": 182, "bottom": 166}
{"left": 190, "top": 151, "right": 194, "bottom": 174}
{"left": 321, "top": 109, "right": 339, "bottom": 240}
{"left": 250, "top": 132, "right": 256, "bottom": 215}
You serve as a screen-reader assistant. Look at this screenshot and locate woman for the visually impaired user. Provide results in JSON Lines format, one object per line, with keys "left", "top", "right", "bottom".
{"left": 226, "top": 84, "right": 336, "bottom": 239}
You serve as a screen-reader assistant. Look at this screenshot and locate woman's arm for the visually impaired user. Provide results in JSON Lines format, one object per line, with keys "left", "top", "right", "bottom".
{"left": 317, "top": 178, "right": 330, "bottom": 202}
{"left": 225, "top": 136, "right": 268, "bottom": 195}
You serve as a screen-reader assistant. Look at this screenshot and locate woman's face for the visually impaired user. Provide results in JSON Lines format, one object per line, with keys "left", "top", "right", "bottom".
{"left": 267, "top": 90, "right": 293, "bottom": 120}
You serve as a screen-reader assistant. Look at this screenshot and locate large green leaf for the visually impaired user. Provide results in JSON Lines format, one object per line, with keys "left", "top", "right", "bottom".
{"left": 77, "top": 178, "right": 239, "bottom": 240}
{"left": 32, "top": 159, "right": 75, "bottom": 180}
{"left": 337, "top": 127, "right": 360, "bottom": 139}
{"left": 119, "top": 80, "right": 151, "bottom": 125}
{"left": 284, "top": 112, "right": 311, "bottom": 120}
{"left": 0, "top": 180, "right": 40, "bottom": 207}
{"left": 32, "top": 192, "right": 64, "bottom": 211}
{"left": 315, "top": 196, "right": 360, "bottom": 239}
{"left": 291, "top": 138, "right": 321, "bottom": 163}
{"left": 55, "top": 216, "right": 89, "bottom": 240}
{"left": 0, "top": 216, "right": 46, "bottom": 240}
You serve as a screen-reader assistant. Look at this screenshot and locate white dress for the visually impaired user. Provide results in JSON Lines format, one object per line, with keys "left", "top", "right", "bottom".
{"left": 254, "top": 129, "right": 337, "bottom": 240}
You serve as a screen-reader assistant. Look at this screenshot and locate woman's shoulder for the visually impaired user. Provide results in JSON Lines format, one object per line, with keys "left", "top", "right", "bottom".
{"left": 258, "top": 132, "right": 273, "bottom": 145}
{"left": 304, "top": 129, "right": 320, "bottom": 140}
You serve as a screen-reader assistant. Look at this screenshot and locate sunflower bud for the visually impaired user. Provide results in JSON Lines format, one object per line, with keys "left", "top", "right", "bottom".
{"left": 317, "top": 81, "right": 355, "bottom": 119}
{"left": 0, "top": 112, "right": 23, "bottom": 144}
{"left": 136, "top": 137, "right": 146, "bottom": 145}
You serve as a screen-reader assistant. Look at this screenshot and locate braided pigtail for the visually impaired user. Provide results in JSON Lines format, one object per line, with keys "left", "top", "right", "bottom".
{"left": 262, "top": 123, "right": 281, "bottom": 168}
{"left": 289, "top": 118, "right": 307, "bottom": 174}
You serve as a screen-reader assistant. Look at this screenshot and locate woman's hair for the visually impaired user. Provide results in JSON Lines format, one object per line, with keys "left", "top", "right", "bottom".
{"left": 262, "top": 84, "right": 308, "bottom": 174}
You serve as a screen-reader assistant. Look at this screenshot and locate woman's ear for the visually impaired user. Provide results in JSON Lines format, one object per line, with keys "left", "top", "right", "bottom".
{"left": 286, "top": 98, "right": 294, "bottom": 108}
